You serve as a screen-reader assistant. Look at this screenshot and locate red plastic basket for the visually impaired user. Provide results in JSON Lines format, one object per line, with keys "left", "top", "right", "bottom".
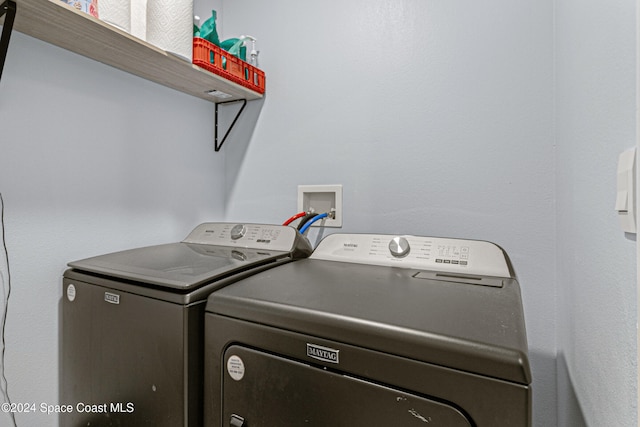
{"left": 193, "top": 37, "right": 266, "bottom": 94}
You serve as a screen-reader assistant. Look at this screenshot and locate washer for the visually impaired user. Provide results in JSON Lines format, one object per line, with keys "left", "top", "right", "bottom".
{"left": 204, "top": 233, "right": 531, "bottom": 426}
{"left": 61, "top": 223, "right": 312, "bottom": 427}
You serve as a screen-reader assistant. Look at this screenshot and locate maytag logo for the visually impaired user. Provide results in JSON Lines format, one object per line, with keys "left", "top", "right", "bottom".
{"left": 104, "top": 292, "right": 120, "bottom": 305}
{"left": 343, "top": 243, "right": 358, "bottom": 248}
{"left": 306, "top": 343, "right": 339, "bottom": 364}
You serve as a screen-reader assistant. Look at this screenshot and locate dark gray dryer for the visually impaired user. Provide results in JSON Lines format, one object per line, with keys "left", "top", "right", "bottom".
{"left": 61, "top": 223, "right": 312, "bottom": 427}
{"left": 204, "top": 233, "right": 531, "bottom": 427}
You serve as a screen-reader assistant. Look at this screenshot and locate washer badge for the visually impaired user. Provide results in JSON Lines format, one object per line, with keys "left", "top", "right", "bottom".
{"left": 66, "top": 284, "right": 76, "bottom": 302}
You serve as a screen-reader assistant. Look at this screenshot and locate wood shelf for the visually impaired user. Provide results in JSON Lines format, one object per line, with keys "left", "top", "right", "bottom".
{"left": 5, "top": 0, "right": 263, "bottom": 103}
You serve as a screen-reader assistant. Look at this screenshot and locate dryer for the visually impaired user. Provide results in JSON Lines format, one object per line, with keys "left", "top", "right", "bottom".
{"left": 203, "top": 233, "right": 531, "bottom": 426}
{"left": 61, "top": 223, "right": 312, "bottom": 427}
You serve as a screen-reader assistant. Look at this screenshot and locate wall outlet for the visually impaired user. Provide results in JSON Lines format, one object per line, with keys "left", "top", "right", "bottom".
{"left": 297, "top": 185, "right": 343, "bottom": 228}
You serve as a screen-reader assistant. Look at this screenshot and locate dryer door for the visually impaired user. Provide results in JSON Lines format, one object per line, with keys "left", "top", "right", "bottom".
{"left": 221, "top": 345, "right": 472, "bottom": 427}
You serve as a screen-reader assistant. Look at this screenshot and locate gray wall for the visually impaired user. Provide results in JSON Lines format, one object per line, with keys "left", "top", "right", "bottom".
{"left": 0, "top": 32, "right": 225, "bottom": 426}
{"left": 555, "top": 0, "right": 638, "bottom": 425}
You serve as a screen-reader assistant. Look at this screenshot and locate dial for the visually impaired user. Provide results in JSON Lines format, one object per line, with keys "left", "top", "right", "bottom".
{"left": 388, "top": 236, "right": 410, "bottom": 258}
{"left": 230, "top": 224, "right": 247, "bottom": 240}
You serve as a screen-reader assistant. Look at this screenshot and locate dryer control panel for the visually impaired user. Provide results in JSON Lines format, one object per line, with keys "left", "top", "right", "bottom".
{"left": 183, "top": 223, "right": 301, "bottom": 252}
{"left": 310, "top": 234, "right": 512, "bottom": 278}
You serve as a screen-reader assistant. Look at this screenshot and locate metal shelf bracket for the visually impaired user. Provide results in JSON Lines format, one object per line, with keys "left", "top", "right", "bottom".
{"left": 214, "top": 98, "right": 247, "bottom": 152}
{"left": 0, "top": 0, "right": 16, "bottom": 83}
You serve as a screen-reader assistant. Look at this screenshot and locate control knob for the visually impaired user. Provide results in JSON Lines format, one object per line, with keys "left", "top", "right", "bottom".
{"left": 388, "top": 236, "right": 410, "bottom": 258}
{"left": 230, "top": 224, "right": 247, "bottom": 240}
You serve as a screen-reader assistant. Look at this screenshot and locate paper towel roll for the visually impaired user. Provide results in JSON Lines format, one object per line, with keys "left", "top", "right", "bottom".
{"left": 130, "top": 0, "right": 147, "bottom": 40}
{"left": 100, "top": 0, "right": 131, "bottom": 32}
{"left": 146, "top": 0, "right": 193, "bottom": 62}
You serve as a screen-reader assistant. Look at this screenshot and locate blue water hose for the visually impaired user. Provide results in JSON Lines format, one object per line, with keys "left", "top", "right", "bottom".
{"left": 299, "top": 212, "right": 328, "bottom": 235}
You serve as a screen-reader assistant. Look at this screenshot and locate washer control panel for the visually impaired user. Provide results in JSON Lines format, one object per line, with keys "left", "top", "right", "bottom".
{"left": 183, "top": 223, "right": 299, "bottom": 252}
{"left": 310, "top": 233, "right": 511, "bottom": 278}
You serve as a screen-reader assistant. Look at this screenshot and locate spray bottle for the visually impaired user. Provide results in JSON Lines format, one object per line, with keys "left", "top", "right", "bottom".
{"left": 221, "top": 35, "right": 260, "bottom": 66}
{"left": 242, "top": 35, "right": 259, "bottom": 68}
